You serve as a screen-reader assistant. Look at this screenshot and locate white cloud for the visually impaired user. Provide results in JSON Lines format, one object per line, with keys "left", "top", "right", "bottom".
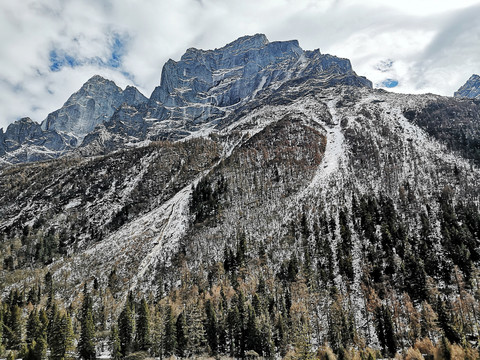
{"left": 1, "top": 0, "right": 479, "bottom": 130}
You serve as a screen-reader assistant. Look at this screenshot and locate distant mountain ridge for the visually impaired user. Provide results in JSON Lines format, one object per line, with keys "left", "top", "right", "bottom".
{"left": 455, "top": 74, "right": 480, "bottom": 99}
{"left": 0, "top": 34, "right": 371, "bottom": 165}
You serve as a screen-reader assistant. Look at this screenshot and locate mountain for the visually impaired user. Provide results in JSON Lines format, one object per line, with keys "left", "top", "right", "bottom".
{"left": 1, "top": 35, "right": 480, "bottom": 359}
{"left": 82, "top": 33, "right": 372, "bottom": 153}
{"left": 0, "top": 34, "right": 371, "bottom": 164}
{"left": 0, "top": 76, "right": 148, "bottom": 165}
{"left": 0, "top": 117, "right": 76, "bottom": 163}
{"left": 41, "top": 74, "right": 148, "bottom": 140}
{"left": 454, "top": 74, "right": 480, "bottom": 99}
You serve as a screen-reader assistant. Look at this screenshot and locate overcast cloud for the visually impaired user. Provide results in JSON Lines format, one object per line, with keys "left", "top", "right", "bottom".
{"left": 1, "top": 0, "right": 479, "bottom": 130}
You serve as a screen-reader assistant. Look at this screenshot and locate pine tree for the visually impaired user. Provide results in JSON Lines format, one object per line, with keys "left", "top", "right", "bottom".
{"left": 47, "top": 302, "right": 58, "bottom": 345}
{"left": 245, "top": 305, "right": 260, "bottom": 353}
{"left": 227, "top": 305, "right": 240, "bottom": 357}
{"left": 205, "top": 299, "right": 218, "bottom": 355}
{"left": 275, "top": 314, "right": 288, "bottom": 357}
{"left": 186, "top": 303, "right": 205, "bottom": 356}
{"left": 118, "top": 297, "right": 135, "bottom": 356}
{"left": 176, "top": 311, "right": 187, "bottom": 357}
{"left": 26, "top": 310, "right": 41, "bottom": 345}
{"left": 382, "top": 306, "right": 397, "bottom": 357}
{"left": 0, "top": 304, "right": 4, "bottom": 350}
{"left": 78, "top": 287, "right": 96, "bottom": 360}
{"left": 135, "top": 298, "right": 151, "bottom": 352}
{"left": 25, "top": 309, "right": 47, "bottom": 360}
{"left": 50, "top": 312, "right": 75, "bottom": 360}
{"left": 30, "top": 336, "right": 47, "bottom": 360}
{"left": 7, "top": 304, "right": 22, "bottom": 349}
{"left": 163, "top": 305, "right": 176, "bottom": 356}
{"left": 109, "top": 326, "right": 122, "bottom": 360}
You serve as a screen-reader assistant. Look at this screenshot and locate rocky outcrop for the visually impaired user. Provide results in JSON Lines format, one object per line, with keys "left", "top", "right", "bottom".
{"left": 1, "top": 34, "right": 373, "bottom": 164}
{"left": 454, "top": 74, "right": 480, "bottom": 99}
{"left": 41, "top": 75, "right": 148, "bottom": 141}
{"left": 0, "top": 117, "right": 76, "bottom": 163}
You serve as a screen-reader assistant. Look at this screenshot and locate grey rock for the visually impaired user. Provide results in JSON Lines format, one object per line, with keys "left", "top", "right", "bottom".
{"left": 42, "top": 75, "right": 147, "bottom": 141}
{"left": 0, "top": 117, "right": 77, "bottom": 164}
{"left": 1, "top": 34, "right": 373, "bottom": 163}
{"left": 146, "top": 34, "right": 371, "bottom": 126}
{"left": 454, "top": 74, "right": 480, "bottom": 99}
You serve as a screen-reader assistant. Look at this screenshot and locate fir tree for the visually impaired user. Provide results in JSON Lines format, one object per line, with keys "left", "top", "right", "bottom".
{"left": 176, "top": 311, "right": 187, "bottom": 357}
{"left": 118, "top": 297, "right": 135, "bottom": 356}
{"left": 109, "top": 326, "right": 122, "bottom": 360}
{"left": 24, "top": 309, "right": 47, "bottom": 360}
{"left": 205, "top": 300, "right": 218, "bottom": 355}
{"left": 135, "top": 298, "right": 151, "bottom": 352}
{"left": 50, "top": 312, "right": 75, "bottom": 360}
{"left": 26, "top": 310, "right": 42, "bottom": 345}
{"left": 7, "top": 304, "right": 22, "bottom": 349}
{"left": 0, "top": 304, "right": 3, "bottom": 349}
{"left": 78, "top": 287, "right": 96, "bottom": 360}
{"left": 30, "top": 336, "right": 47, "bottom": 360}
{"left": 185, "top": 304, "right": 205, "bottom": 356}
{"left": 245, "top": 305, "right": 260, "bottom": 353}
{"left": 163, "top": 305, "right": 176, "bottom": 356}
{"left": 275, "top": 314, "right": 288, "bottom": 357}
{"left": 227, "top": 304, "right": 240, "bottom": 357}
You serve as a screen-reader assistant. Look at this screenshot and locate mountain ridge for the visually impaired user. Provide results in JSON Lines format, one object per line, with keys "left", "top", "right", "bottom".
{"left": 455, "top": 73, "right": 480, "bottom": 99}
{"left": 0, "top": 34, "right": 371, "bottom": 165}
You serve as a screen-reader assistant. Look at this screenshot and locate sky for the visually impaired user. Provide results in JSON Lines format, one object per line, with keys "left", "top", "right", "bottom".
{"left": 1, "top": 0, "right": 480, "bottom": 131}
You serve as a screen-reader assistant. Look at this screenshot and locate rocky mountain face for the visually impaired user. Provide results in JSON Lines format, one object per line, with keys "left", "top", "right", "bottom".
{"left": 0, "top": 117, "right": 76, "bottom": 163}
{"left": 0, "top": 34, "right": 370, "bottom": 164}
{"left": 42, "top": 75, "right": 148, "bottom": 140}
{"left": 455, "top": 74, "right": 480, "bottom": 99}
{"left": 1, "top": 35, "right": 480, "bottom": 359}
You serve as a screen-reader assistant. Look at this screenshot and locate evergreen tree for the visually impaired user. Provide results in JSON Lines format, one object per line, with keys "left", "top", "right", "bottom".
{"left": 0, "top": 304, "right": 3, "bottom": 350}
{"left": 382, "top": 306, "right": 397, "bottom": 357}
{"left": 7, "top": 304, "right": 22, "bottom": 349}
{"left": 135, "top": 298, "right": 151, "bottom": 352}
{"left": 163, "top": 305, "right": 176, "bottom": 356}
{"left": 436, "top": 298, "right": 461, "bottom": 344}
{"left": 26, "top": 310, "right": 42, "bottom": 345}
{"left": 30, "top": 337, "right": 47, "bottom": 360}
{"left": 275, "top": 314, "right": 288, "bottom": 357}
{"left": 118, "top": 297, "right": 135, "bottom": 356}
{"left": 78, "top": 287, "right": 96, "bottom": 360}
{"left": 185, "top": 304, "right": 205, "bottom": 356}
{"left": 50, "top": 312, "right": 75, "bottom": 360}
{"left": 47, "top": 302, "right": 58, "bottom": 345}
{"left": 205, "top": 300, "right": 218, "bottom": 355}
{"left": 109, "top": 326, "right": 122, "bottom": 360}
{"left": 227, "top": 304, "right": 240, "bottom": 357}
{"left": 24, "top": 309, "right": 47, "bottom": 360}
{"left": 176, "top": 311, "right": 187, "bottom": 357}
{"left": 245, "top": 305, "right": 260, "bottom": 353}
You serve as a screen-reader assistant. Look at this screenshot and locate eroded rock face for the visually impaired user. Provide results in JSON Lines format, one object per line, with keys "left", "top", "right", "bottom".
{"left": 455, "top": 74, "right": 480, "bottom": 99}
{"left": 42, "top": 75, "right": 148, "bottom": 141}
{"left": 0, "top": 117, "right": 76, "bottom": 162}
{"left": 146, "top": 34, "right": 371, "bottom": 124}
{"left": 0, "top": 34, "right": 373, "bottom": 164}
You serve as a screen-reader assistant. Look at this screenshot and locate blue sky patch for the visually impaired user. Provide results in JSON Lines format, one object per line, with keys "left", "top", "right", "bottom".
{"left": 49, "top": 32, "right": 129, "bottom": 72}
{"left": 107, "top": 34, "right": 126, "bottom": 68}
{"left": 381, "top": 79, "right": 399, "bottom": 88}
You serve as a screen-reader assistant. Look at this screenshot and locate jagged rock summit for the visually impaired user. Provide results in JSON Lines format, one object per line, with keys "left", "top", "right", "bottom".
{"left": 41, "top": 75, "right": 148, "bottom": 140}
{"left": 454, "top": 74, "right": 480, "bottom": 99}
{"left": 1, "top": 34, "right": 372, "bottom": 165}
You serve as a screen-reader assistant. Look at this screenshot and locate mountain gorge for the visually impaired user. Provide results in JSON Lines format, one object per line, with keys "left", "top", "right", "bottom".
{"left": 1, "top": 35, "right": 480, "bottom": 360}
